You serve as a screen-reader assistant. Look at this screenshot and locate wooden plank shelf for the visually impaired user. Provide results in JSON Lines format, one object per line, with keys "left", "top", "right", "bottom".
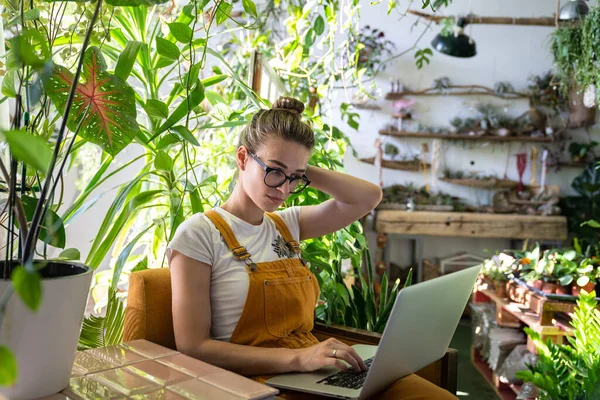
{"left": 476, "top": 287, "right": 572, "bottom": 336}
{"left": 471, "top": 348, "right": 518, "bottom": 400}
{"left": 385, "top": 89, "right": 526, "bottom": 100}
{"left": 439, "top": 177, "right": 518, "bottom": 189}
{"left": 359, "top": 157, "right": 428, "bottom": 172}
{"left": 550, "top": 160, "right": 588, "bottom": 168}
{"left": 375, "top": 210, "right": 568, "bottom": 241}
{"left": 379, "top": 130, "right": 554, "bottom": 143}
{"left": 408, "top": 9, "right": 560, "bottom": 27}
{"left": 351, "top": 103, "right": 382, "bottom": 110}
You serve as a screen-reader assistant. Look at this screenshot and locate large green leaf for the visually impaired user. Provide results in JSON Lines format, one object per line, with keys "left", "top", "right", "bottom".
{"left": 2, "top": 70, "right": 17, "bottom": 98}
{"left": 0, "top": 346, "right": 17, "bottom": 386}
{"left": 152, "top": 84, "right": 204, "bottom": 138}
{"left": 86, "top": 188, "right": 163, "bottom": 268}
{"left": 114, "top": 41, "right": 142, "bottom": 81}
{"left": 168, "top": 23, "right": 193, "bottom": 43}
{"left": 3, "top": 129, "right": 52, "bottom": 174}
{"left": 78, "top": 288, "right": 124, "bottom": 350}
{"left": 43, "top": 46, "right": 139, "bottom": 156}
{"left": 19, "top": 195, "right": 66, "bottom": 248}
{"left": 7, "top": 29, "right": 49, "bottom": 69}
{"left": 111, "top": 226, "right": 152, "bottom": 291}
{"left": 11, "top": 266, "right": 42, "bottom": 312}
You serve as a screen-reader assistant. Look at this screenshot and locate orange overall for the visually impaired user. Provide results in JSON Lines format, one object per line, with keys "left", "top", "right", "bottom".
{"left": 205, "top": 210, "right": 457, "bottom": 400}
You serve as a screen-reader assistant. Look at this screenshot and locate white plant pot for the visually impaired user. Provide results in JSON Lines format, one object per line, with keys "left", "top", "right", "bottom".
{"left": 0, "top": 261, "right": 93, "bottom": 399}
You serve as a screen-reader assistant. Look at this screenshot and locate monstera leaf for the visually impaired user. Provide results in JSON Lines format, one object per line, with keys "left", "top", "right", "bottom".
{"left": 43, "top": 46, "right": 139, "bottom": 156}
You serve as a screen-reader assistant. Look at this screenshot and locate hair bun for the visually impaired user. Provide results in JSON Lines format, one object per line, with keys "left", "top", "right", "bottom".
{"left": 272, "top": 97, "right": 305, "bottom": 116}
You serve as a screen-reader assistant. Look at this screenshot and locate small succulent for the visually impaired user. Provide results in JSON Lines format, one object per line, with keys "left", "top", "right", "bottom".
{"left": 432, "top": 77, "right": 452, "bottom": 91}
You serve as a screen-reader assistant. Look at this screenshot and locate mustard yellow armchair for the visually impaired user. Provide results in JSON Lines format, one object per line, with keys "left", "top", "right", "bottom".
{"left": 123, "top": 268, "right": 458, "bottom": 395}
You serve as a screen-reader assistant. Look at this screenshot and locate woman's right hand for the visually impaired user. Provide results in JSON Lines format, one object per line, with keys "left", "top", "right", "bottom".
{"left": 294, "top": 338, "right": 368, "bottom": 373}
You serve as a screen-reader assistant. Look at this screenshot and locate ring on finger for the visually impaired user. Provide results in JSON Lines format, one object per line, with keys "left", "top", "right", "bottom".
{"left": 332, "top": 349, "right": 337, "bottom": 358}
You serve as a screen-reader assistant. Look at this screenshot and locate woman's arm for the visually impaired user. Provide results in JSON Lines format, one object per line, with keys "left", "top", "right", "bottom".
{"left": 299, "top": 166, "right": 382, "bottom": 241}
{"left": 170, "top": 251, "right": 366, "bottom": 376}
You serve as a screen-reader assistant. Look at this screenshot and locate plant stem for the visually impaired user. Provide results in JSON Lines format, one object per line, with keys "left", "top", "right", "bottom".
{"left": 22, "top": 0, "right": 104, "bottom": 267}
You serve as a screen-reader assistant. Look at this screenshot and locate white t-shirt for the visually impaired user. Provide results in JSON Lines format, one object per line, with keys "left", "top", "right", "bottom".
{"left": 167, "top": 206, "right": 301, "bottom": 341}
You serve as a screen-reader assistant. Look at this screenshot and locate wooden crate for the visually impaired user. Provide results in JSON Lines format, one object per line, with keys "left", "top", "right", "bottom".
{"left": 507, "top": 281, "right": 578, "bottom": 326}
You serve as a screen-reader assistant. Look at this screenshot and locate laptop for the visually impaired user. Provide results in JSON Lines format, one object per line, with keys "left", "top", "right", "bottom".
{"left": 266, "top": 265, "right": 481, "bottom": 399}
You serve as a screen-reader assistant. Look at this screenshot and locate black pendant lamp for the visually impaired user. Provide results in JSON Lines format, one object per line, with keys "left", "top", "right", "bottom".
{"left": 431, "top": 17, "right": 476, "bottom": 58}
{"left": 558, "top": 0, "right": 589, "bottom": 21}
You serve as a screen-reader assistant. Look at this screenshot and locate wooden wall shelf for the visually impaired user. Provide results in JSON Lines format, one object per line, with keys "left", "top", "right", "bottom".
{"left": 385, "top": 87, "right": 527, "bottom": 100}
{"left": 379, "top": 130, "right": 554, "bottom": 143}
{"left": 360, "top": 157, "right": 428, "bottom": 172}
{"left": 550, "top": 160, "right": 588, "bottom": 168}
{"left": 352, "top": 103, "right": 382, "bottom": 110}
{"left": 439, "top": 177, "right": 518, "bottom": 189}
{"left": 375, "top": 210, "right": 568, "bottom": 241}
{"left": 408, "top": 9, "right": 558, "bottom": 27}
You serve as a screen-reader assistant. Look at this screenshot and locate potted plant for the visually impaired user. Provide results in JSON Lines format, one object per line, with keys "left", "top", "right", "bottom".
{"left": 552, "top": 249, "right": 579, "bottom": 294}
{"left": 481, "top": 258, "right": 509, "bottom": 297}
{"left": 568, "top": 141, "right": 598, "bottom": 163}
{"left": 383, "top": 142, "right": 400, "bottom": 161}
{"left": 0, "top": 0, "right": 156, "bottom": 395}
{"left": 349, "top": 25, "right": 396, "bottom": 78}
{"left": 517, "top": 290, "right": 600, "bottom": 399}
{"left": 550, "top": 25, "right": 597, "bottom": 128}
{"left": 571, "top": 258, "right": 597, "bottom": 296}
{"left": 554, "top": 250, "right": 577, "bottom": 294}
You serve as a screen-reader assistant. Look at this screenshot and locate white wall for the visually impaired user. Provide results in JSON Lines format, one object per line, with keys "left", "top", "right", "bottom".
{"left": 336, "top": 0, "right": 599, "bottom": 267}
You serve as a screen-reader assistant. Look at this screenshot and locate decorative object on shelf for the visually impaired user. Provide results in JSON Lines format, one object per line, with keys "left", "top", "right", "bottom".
{"left": 516, "top": 153, "right": 528, "bottom": 193}
{"left": 391, "top": 98, "right": 415, "bottom": 131}
{"left": 383, "top": 142, "right": 400, "bottom": 160}
{"left": 374, "top": 138, "right": 383, "bottom": 187}
{"left": 559, "top": 0, "right": 590, "bottom": 21}
{"left": 431, "top": 17, "right": 476, "bottom": 58}
{"left": 421, "top": 143, "right": 430, "bottom": 191}
{"left": 531, "top": 147, "right": 538, "bottom": 185}
{"left": 540, "top": 149, "right": 549, "bottom": 192}
{"left": 378, "top": 183, "right": 460, "bottom": 212}
{"left": 568, "top": 141, "right": 598, "bottom": 163}
{"left": 352, "top": 90, "right": 382, "bottom": 110}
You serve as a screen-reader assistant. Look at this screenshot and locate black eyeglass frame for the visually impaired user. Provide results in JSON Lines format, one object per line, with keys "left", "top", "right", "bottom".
{"left": 248, "top": 151, "right": 311, "bottom": 194}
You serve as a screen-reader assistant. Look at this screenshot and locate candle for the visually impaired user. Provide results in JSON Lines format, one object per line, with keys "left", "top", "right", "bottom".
{"left": 540, "top": 150, "right": 548, "bottom": 192}
{"left": 531, "top": 146, "right": 537, "bottom": 185}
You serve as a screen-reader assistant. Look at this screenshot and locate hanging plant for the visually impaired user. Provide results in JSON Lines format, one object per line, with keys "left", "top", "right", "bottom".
{"left": 349, "top": 25, "right": 395, "bottom": 78}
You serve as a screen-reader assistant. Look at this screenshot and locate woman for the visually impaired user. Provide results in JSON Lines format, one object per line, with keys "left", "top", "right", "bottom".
{"left": 168, "top": 97, "right": 456, "bottom": 399}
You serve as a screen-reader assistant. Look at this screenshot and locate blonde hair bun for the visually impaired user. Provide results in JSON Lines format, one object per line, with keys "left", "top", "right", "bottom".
{"left": 272, "top": 97, "right": 305, "bottom": 116}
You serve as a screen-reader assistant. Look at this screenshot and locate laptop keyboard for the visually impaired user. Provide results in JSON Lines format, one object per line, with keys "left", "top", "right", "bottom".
{"left": 316, "top": 357, "right": 374, "bottom": 390}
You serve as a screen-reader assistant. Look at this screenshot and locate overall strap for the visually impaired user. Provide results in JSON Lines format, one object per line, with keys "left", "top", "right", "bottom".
{"left": 265, "top": 212, "right": 302, "bottom": 255}
{"left": 204, "top": 210, "right": 251, "bottom": 261}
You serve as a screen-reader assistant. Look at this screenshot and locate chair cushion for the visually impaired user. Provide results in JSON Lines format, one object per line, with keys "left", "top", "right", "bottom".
{"left": 124, "top": 268, "right": 176, "bottom": 350}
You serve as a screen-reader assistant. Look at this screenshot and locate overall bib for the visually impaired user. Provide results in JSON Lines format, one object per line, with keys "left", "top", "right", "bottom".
{"left": 204, "top": 210, "right": 456, "bottom": 400}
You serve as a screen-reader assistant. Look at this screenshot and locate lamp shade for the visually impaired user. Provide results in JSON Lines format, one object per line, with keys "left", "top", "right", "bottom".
{"left": 431, "top": 30, "right": 476, "bottom": 58}
{"left": 559, "top": 0, "right": 589, "bottom": 21}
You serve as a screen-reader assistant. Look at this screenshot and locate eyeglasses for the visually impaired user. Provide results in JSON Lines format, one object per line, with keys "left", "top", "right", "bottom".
{"left": 248, "top": 151, "right": 311, "bottom": 194}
